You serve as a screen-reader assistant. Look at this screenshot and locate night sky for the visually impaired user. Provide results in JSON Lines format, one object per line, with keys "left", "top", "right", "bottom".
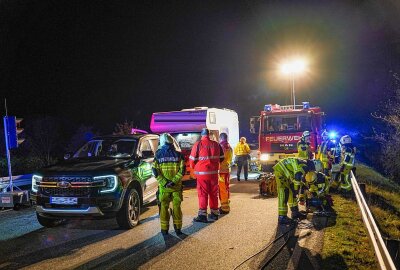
{"left": 1, "top": 0, "right": 400, "bottom": 134}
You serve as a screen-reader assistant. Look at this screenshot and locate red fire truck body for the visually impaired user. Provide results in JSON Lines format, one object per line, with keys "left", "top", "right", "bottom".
{"left": 255, "top": 103, "right": 324, "bottom": 167}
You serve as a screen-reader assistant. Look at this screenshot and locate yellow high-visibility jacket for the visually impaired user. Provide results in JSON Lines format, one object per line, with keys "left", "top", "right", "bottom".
{"left": 234, "top": 142, "right": 250, "bottom": 156}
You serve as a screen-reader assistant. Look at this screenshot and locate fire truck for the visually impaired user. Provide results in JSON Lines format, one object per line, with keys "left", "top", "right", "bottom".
{"left": 250, "top": 102, "right": 324, "bottom": 170}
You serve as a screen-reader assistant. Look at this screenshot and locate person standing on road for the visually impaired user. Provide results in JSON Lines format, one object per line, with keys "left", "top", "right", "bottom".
{"left": 273, "top": 157, "right": 314, "bottom": 224}
{"left": 152, "top": 133, "right": 186, "bottom": 235}
{"left": 190, "top": 128, "right": 225, "bottom": 223}
{"left": 218, "top": 132, "right": 233, "bottom": 214}
{"left": 297, "top": 131, "right": 313, "bottom": 159}
{"left": 234, "top": 137, "right": 251, "bottom": 181}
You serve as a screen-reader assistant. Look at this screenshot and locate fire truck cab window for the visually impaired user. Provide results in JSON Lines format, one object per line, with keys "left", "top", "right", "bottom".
{"left": 265, "top": 115, "right": 311, "bottom": 133}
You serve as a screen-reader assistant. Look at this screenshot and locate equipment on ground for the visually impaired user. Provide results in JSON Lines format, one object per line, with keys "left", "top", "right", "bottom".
{"left": 258, "top": 172, "right": 277, "bottom": 197}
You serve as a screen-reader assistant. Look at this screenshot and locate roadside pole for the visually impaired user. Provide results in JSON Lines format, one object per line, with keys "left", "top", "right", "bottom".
{"left": 3, "top": 116, "right": 14, "bottom": 192}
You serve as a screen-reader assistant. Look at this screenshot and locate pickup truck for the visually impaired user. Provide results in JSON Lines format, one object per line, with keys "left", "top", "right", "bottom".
{"left": 31, "top": 134, "right": 175, "bottom": 229}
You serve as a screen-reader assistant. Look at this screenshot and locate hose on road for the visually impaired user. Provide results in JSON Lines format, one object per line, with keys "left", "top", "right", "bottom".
{"left": 232, "top": 223, "right": 297, "bottom": 270}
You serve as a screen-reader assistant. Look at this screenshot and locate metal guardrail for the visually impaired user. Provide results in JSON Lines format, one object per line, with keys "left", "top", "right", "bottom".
{"left": 350, "top": 171, "right": 396, "bottom": 270}
{"left": 0, "top": 174, "right": 32, "bottom": 190}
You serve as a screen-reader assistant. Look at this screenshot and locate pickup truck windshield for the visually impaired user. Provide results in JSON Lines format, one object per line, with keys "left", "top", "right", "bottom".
{"left": 73, "top": 139, "right": 137, "bottom": 159}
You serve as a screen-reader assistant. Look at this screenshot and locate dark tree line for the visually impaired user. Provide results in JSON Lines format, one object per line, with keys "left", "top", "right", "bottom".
{"left": 0, "top": 117, "right": 141, "bottom": 176}
{"left": 371, "top": 72, "right": 400, "bottom": 184}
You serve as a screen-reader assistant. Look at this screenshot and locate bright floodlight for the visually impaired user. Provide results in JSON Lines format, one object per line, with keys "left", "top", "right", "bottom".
{"left": 280, "top": 59, "right": 307, "bottom": 75}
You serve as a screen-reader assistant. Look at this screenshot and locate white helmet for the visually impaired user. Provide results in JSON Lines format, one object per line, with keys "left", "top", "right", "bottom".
{"left": 302, "top": 131, "right": 310, "bottom": 138}
{"left": 321, "top": 130, "right": 328, "bottom": 141}
{"left": 340, "top": 135, "right": 352, "bottom": 145}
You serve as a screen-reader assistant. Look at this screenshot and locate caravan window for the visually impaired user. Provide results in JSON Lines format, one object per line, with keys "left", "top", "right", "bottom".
{"left": 171, "top": 133, "right": 202, "bottom": 150}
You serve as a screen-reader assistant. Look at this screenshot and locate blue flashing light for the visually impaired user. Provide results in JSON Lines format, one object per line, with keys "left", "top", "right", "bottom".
{"left": 328, "top": 131, "right": 337, "bottom": 140}
{"left": 302, "top": 102, "right": 310, "bottom": 109}
{"left": 264, "top": 104, "right": 272, "bottom": 112}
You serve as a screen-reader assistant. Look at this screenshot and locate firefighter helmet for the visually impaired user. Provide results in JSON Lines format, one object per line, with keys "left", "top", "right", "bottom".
{"left": 160, "top": 133, "right": 174, "bottom": 146}
{"left": 305, "top": 171, "right": 317, "bottom": 183}
{"left": 340, "top": 135, "right": 352, "bottom": 145}
{"left": 302, "top": 131, "right": 310, "bottom": 138}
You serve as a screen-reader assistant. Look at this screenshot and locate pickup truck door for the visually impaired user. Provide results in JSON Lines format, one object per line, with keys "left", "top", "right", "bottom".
{"left": 137, "top": 138, "right": 158, "bottom": 203}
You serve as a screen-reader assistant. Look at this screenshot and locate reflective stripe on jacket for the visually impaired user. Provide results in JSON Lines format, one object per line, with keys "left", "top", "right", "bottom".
{"left": 340, "top": 145, "right": 356, "bottom": 168}
{"left": 317, "top": 141, "right": 330, "bottom": 162}
{"left": 219, "top": 141, "right": 233, "bottom": 173}
{"left": 189, "top": 136, "right": 224, "bottom": 175}
{"left": 273, "top": 157, "right": 308, "bottom": 185}
{"left": 234, "top": 142, "right": 250, "bottom": 156}
{"left": 152, "top": 144, "right": 185, "bottom": 190}
{"left": 297, "top": 140, "right": 312, "bottom": 159}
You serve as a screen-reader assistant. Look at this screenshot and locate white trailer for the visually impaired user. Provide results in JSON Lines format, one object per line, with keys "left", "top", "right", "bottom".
{"left": 150, "top": 107, "right": 239, "bottom": 180}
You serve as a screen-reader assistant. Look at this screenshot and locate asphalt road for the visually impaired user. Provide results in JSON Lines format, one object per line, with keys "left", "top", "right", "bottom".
{"left": 0, "top": 176, "right": 285, "bottom": 270}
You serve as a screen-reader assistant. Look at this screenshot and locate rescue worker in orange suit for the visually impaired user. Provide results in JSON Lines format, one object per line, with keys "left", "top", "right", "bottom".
{"left": 234, "top": 137, "right": 251, "bottom": 181}
{"left": 190, "top": 128, "right": 225, "bottom": 222}
{"left": 297, "top": 131, "right": 313, "bottom": 159}
{"left": 218, "top": 132, "right": 233, "bottom": 214}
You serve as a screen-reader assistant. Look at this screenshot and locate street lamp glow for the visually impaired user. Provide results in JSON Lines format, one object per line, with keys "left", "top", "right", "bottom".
{"left": 279, "top": 58, "right": 308, "bottom": 107}
{"left": 280, "top": 59, "right": 307, "bottom": 75}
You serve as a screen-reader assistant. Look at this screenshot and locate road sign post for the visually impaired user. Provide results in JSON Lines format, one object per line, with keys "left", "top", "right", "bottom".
{"left": 2, "top": 116, "right": 24, "bottom": 192}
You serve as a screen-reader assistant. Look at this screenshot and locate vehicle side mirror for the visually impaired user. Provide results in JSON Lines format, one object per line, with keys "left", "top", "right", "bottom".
{"left": 64, "top": 152, "right": 72, "bottom": 160}
{"left": 141, "top": 150, "right": 154, "bottom": 159}
{"left": 250, "top": 117, "right": 256, "bottom": 134}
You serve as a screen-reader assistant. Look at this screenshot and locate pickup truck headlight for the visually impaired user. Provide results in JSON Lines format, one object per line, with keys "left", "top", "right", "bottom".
{"left": 32, "top": 175, "right": 42, "bottom": 192}
{"left": 260, "top": 154, "right": 269, "bottom": 161}
{"left": 95, "top": 175, "right": 118, "bottom": 193}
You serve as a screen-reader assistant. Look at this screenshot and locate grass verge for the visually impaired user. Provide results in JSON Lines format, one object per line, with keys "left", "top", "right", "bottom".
{"left": 321, "top": 194, "right": 377, "bottom": 270}
{"left": 356, "top": 164, "right": 400, "bottom": 239}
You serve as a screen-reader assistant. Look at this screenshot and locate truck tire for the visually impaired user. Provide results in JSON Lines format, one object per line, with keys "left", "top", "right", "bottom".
{"left": 36, "top": 213, "right": 63, "bottom": 228}
{"left": 116, "top": 188, "right": 141, "bottom": 229}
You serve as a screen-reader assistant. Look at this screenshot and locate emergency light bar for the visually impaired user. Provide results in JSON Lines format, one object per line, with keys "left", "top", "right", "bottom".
{"left": 263, "top": 102, "right": 311, "bottom": 111}
{"left": 302, "top": 102, "right": 310, "bottom": 109}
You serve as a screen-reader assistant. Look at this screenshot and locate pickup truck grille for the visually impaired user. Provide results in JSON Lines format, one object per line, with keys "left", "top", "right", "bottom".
{"left": 42, "top": 176, "right": 93, "bottom": 183}
{"left": 40, "top": 176, "right": 94, "bottom": 197}
{"left": 41, "top": 187, "right": 91, "bottom": 197}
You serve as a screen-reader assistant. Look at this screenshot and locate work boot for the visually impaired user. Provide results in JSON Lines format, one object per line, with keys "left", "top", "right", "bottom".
{"left": 219, "top": 207, "right": 229, "bottom": 215}
{"left": 161, "top": 229, "right": 169, "bottom": 235}
{"left": 193, "top": 215, "right": 208, "bottom": 223}
{"left": 173, "top": 225, "right": 183, "bottom": 235}
{"left": 278, "top": 215, "right": 294, "bottom": 225}
{"left": 291, "top": 206, "right": 307, "bottom": 220}
{"left": 208, "top": 212, "right": 219, "bottom": 221}
{"left": 237, "top": 177, "right": 241, "bottom": 182}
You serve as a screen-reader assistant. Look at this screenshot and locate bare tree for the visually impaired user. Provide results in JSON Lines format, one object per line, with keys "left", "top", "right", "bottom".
{"left": 25, "top": 116, "right": 60, "bottom": 166}
{"left": 113, "top": 120, "right": 135, "bottom": 135}
{"left": 372, "top": 72, "right": 400, "bottom": 183}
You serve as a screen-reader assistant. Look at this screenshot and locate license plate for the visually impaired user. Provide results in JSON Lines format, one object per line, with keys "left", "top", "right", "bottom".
{"left": 50, "top": 197, "right": 78, "bottom": 205}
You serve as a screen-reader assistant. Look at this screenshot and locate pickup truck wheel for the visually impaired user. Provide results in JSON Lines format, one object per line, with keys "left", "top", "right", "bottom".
{"left": 36, "top": 213, "right": 63, "bottom": 228}
{"left": 116, "top": 188, "right": 140, "bottom": 229}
